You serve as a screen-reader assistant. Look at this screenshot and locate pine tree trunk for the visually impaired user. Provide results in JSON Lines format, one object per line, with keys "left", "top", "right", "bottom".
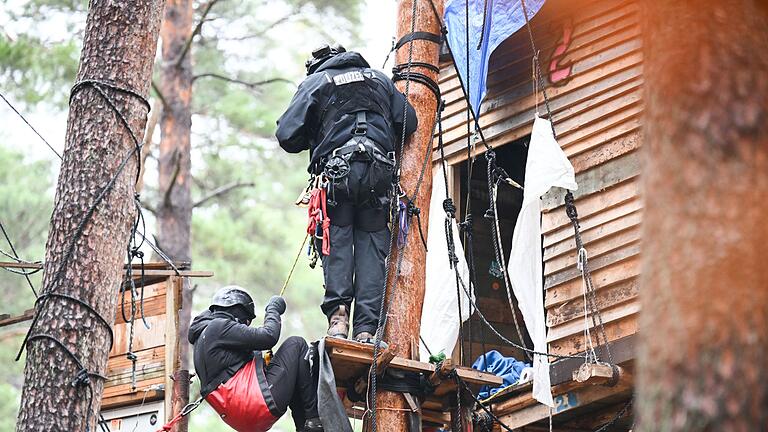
{"left": 364, "top": 1, "right": 442, "bottom": 430}
{"left": 638, "top": 1, "right": 768, "bottom": 430}
{"left": 158, "top": 0, "right": 194, "bottom": 374}
{"left": 15, "top": 1, "right": 164, "bottom": 431}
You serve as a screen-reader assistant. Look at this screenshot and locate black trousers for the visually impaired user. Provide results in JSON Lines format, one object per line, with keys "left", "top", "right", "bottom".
{"left": 321, "top": 160, "right": 391, "bottom": 336}
{"left": 265, "top": 336, "right": 318, "bottom": 429}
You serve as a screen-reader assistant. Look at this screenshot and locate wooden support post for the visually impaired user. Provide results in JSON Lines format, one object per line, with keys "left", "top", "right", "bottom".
{"left": 165, "top": 276, "right": 186, "bottom": 430}
{"left": 364, "top": 0, "right": 443, "bottom": 431}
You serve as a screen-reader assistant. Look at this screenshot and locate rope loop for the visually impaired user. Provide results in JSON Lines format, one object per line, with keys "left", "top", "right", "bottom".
{"left": 442, "top": 198, "right": 456, "bottom": 218}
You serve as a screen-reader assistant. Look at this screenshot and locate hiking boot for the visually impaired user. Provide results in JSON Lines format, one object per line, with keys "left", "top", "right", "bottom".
{"left": 354, "top": 331, "right": 388, "bottom": 349}
{"left": 303, "top": 417, "right": 324, "bottom": 432}
{"left": 327, "top": 305, "right": 349, "bottom": 338}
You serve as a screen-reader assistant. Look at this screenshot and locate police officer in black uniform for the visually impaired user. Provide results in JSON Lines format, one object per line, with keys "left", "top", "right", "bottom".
{"left": 276, "top": 44, "right": 417, "bottom": 343}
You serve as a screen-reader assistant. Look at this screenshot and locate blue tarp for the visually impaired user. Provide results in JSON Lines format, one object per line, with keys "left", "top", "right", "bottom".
{"left": 472, "top": 350, "right": 529, "bottom": 399}
{"left": 444, "top": 0, "right": 546, "bottom": 115}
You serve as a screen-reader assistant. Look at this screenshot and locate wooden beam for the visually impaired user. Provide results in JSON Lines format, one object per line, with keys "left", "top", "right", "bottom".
{"left": 494, "top": 372, "right": 633, "bottom": 429}
{"left": 0, "top": 309, "right": 34, "bottom": 328}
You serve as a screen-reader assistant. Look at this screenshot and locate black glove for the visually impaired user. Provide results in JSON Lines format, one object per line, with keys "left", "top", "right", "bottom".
{"left": 266, "top": 295, "right": 287, "bottom": 315}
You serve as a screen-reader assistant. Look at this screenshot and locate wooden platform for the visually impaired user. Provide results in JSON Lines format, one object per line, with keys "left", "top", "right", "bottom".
{"left": 324, "top": 337, "right": 503, "bottom": 426}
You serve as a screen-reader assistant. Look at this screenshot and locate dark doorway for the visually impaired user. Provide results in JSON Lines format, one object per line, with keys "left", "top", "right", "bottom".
{"left": 456, "top": 134, "right": 532, "bottom": 365}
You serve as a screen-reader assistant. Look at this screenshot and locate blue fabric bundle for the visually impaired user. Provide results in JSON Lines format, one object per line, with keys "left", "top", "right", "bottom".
{"left": 472, "top": 350, "right": 529, "bottom": 398}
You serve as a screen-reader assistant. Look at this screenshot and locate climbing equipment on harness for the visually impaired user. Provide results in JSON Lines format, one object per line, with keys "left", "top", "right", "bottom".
{"left": 307, "top": 179, "right": 331, "bottom": 256}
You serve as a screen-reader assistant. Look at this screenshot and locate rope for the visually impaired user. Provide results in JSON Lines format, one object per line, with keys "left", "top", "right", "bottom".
{"left": 485, "top": 151, "right": 531, "bottom": 360}
{"left": 0, "top": 90, "right": 63, "bottom": 160}
{"left": 0, "top": 219, "right": 38, "bottom": 296}
{"left": 280, "top": 232, "right": 309, "bottom": 296}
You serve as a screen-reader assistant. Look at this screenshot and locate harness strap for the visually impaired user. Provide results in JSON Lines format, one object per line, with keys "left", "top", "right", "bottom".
{"left": 353, "top": 111, "right": 368, "bottom": 135}
{"left": 394, "top": 31, "right": 443, "bottom": 50}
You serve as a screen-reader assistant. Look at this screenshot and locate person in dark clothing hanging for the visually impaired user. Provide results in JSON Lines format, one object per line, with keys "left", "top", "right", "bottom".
{"left": 188, "top": 286, "right": 322, "bottom": 432}
{"left": 275, "top": 44, "right": 418, "bottom": 343}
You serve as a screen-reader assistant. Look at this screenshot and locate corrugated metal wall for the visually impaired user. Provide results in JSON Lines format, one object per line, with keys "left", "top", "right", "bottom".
{"left": 439, "top": 0, "right": 642, "bottom": 357}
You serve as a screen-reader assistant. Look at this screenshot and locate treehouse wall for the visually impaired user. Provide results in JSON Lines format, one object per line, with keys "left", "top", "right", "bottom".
{"left": 103, "top": 275, "right": 182, "bottom": 411}
{"left": 437, "top": 0, "right": 642, "bottom": 357}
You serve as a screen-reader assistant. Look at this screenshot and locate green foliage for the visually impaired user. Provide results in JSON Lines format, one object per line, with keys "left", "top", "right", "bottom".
{"left": 0, "top": 35, "right": 80, "bottom": 107}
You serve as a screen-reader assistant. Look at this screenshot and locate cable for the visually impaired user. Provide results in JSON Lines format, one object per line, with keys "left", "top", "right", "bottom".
{"left": 0, "top": 90, "right": 63, "bottom": 160}
{"left": 0, "top": 219, "right": 38, "bottom": 296}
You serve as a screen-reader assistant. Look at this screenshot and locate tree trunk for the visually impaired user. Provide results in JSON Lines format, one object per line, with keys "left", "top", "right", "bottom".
{"left": 158, "top": 0, "right": 194, "bottom": 372}
{"left": 15, "top": 1, "right": 164, "bottom": 431}
{"left": 364, "top": 1, "right": 443, "bottom": 431}
{"left": 638, "top": 1, "right": 768, "bottom": 430}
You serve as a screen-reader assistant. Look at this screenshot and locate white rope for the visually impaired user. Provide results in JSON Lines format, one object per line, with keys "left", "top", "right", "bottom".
{"left": 578, "top": 247, "right": 598, "bottom": 364}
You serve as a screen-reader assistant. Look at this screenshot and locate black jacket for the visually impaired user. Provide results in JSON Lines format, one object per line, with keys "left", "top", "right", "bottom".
{"left": 188, "top": 307, "right": 281, "bottom": 397}
{"left": 276, "top": 51, "right": 418, "bottom": 171}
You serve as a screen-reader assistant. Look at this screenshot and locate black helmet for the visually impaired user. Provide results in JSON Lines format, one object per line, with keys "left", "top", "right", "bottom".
{"left": 210, "top": 285, "right": 256, "bottom": 320}
{"left": 305, "top": 43, "right": 346, "bottom": 75}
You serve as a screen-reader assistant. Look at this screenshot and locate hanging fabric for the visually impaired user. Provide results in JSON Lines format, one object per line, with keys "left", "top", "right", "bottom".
{"left": 419, "top": 167, "right": 473, "bottom": 361}
{"left": 443, "top": 0, "right": 547, "bottom": 114}
{"left": 507, "top": 115, "right": 577, "bottom": 407}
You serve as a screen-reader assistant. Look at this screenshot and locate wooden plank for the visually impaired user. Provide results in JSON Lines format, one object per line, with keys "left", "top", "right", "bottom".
{"left": 545, "top": 242, "right": 639, "bottom": 292}
{"left": 545, "top": 255, "right": 640, "bottom": 309}
{"left": 542, "top": 177, "right": 639, "bottom": 233}
{"left": 102, "top": 376, "right": 166, "bottom": 398}
{"left": 109, "top": 314, "right": 167, "bottom": 356}
{"left": 570, "top": 130, "right": 641, "bottom": 174}
{"left": 544, "top": 217, "right": 641, "bottom": 275}
{"left": 547, "top": 277, "right": 639, "bottom": 327}
{"left": 439, "top": 48, "right": 644, "bottom": 161}
{"left": 541, "top": 151, "right": 640, "bottom": 211}
{"left": 546, "top": 299, "right": 640, "bottom": 342}
{"left": 107, "top": 346, "right": 165, "bottom": 371}
{"left": 544, "top": 198, "right": 641, "bottom": 248}
{"left": 101, "top": 389, "right": 164, "bottom": 410}
{"left": 549, "top": 314, "right": 638, "bottom": 356}
{"left": 496, "top": 375, "right": 633, "bottom": 429}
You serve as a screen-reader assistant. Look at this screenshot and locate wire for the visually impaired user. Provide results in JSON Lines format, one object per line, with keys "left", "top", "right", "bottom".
{"left": 0, "top": 90, "right": 63, "bottom": 160}
{"left": 0, "top": 219, "right": 38, "bottom": 296}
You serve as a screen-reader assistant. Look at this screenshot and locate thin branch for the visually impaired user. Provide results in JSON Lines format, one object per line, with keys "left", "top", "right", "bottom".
{"left": 193, "top": 181, "right": 256, "bottom": 208}
{"left": 137, "top": 101, "right": 162, "bottom": 194}
{"left": 162, "top": 149, "right": 182, "bottom": 208}
{"left": 151, "top": 80, "right": 167, "bottom": 108}
{"left": 192, "top": 73, "right": 295, "bottom": 89}
{"left": 175, "top": 0, "right": 222, "bottom": 67}
{"left": 222, "top": 13, "right": 294, "bottom": 41}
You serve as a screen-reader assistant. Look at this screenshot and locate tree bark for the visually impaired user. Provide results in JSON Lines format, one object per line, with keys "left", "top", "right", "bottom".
{"left": 15, "top": 1, "right": 164, "bottom": 431}
{"left": 364, "top": 1, "right": 442, "bottom": 431}
{"left": 158, "top": 0, "right": 194, "bottom": 373}
{"left": 638, "top": 1, "right": 768, "bottom": 431}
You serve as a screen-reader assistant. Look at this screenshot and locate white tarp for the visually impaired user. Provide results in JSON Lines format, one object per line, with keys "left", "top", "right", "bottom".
{"left": 508, "top": 116, "right": 577, "bottom": 407}
{"left": 419, "top": 167, "right": 473, "bottom": 362}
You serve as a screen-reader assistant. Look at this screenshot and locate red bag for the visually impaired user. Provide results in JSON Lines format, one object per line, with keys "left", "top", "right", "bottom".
{"left": 205, "top": 358, "right": 279, "bottom": 432}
